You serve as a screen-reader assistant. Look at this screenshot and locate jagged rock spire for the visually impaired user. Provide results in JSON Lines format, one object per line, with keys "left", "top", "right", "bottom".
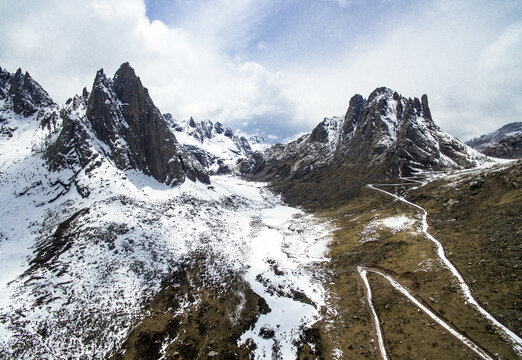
{"left": 0, "top": 67, "right": 54, "bottom": 117}
{"left": 85, "top": 62, "right": 209, "bottom": 185}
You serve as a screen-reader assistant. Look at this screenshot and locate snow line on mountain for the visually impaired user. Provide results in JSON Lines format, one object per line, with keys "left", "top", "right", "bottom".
{"left": 367, "top": 183, "right": 522, "bottom": 356}
{"left": 358, "top": 266, "right": 493, "bottom": 360}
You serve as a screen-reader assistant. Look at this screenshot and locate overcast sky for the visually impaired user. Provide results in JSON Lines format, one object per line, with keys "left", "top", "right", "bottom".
{"left": 1, "top": 0, "right": 521, "bottom": 142}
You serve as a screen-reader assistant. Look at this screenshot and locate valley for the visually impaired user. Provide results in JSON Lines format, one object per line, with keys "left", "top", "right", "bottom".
{"left": 315, "top": 162, "right": 521, "bottom": 359}
{"left": 0, "top": 63, "right": 520, "bottom": 359}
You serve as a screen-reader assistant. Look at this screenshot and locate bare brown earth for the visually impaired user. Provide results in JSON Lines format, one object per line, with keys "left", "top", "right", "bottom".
{"left": 408, "top": 161, "right": 522, "bottom": 337}
{"left": 315, "top": 161, "right": 521, "bottom": 359}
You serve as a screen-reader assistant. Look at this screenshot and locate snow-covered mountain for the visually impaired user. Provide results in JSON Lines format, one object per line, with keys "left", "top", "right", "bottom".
{"left": 165, "top": 114, "right": 269, "bottom": 174}
{"left": 466, "top": 122, "right": 522, "bottom": 159}
{"left": 0, "top": 67, "right": 55, "bottom": 118}
{"left": 242, "top": 87, "right": 488, "bottom": 205}
{"left": 0, "top": 63, "right": 331, "bottom": 359}
{"left": 0, "top": 63, "right": 210, "bottom": 357}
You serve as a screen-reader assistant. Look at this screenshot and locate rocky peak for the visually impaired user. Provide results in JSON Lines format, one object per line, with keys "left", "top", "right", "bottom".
{"left": 84, "top": 62, "right": 209, "bottom": 185}
{"left": 86, "top": 69, "right": 120, "bottom": 147}
{"left": 112, "top": 62, "right": 148, "bottom": 108}
{"left": 310, "top": 118, "right": 331, "bottom": 143}
{"left": 224, "top": 127, "right": 234, "bottom": 138}
{"left": 421, "top": 94, "right": 432, "bottom": 121}
{"left": 367, "top": 86, "right": 394, "bottom": 103}
{"left": 248, "top": 135, "right": 267, "bottom": 145}
{"left": 338, "top": 89, "right": 480, "bottom": 176}
{"left": 342, "top": 94, "right": 366, "bottom": 137}
{"left": 169, "top": 116, "right": 241, "bottom": 146}
{"left": 167, "top": 115, "right": 268, "bottom": 174}
{"left": 245, "top": 87, "right": 486, "bottom": 205}
{"left": 310, "top": 117, "right": 343, "bottom": 146}
{"left": 0, "top": 66, "right": 54, "bottom": 117}
{"left": 248, "top": 135, "right": 270, "bottom": 153}
{"left": 214, "top": 122, "right": 225, "bottom": 134}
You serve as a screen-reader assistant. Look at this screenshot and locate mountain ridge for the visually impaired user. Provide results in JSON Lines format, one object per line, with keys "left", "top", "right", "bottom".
{"left": 1, "top": 62, "right": 519, "bottom": 360}
{"left": 166, "top": 114, "right": 268, "bottom": 175}
{"left": 466, "top": 122, "right": 522, "bottom": 159}
{"left": 241, "top": 87, "right": 488, "bottom": 208}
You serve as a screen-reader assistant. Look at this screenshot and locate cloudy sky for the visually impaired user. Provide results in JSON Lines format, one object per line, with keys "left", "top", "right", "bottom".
{"left": 1, "top": 0, "right": 521, "bottom": 142}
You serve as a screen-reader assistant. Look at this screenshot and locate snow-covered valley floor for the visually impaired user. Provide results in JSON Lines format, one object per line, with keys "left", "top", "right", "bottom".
{"left": 0, "top": 162, "right": 334, "bottom": 359}
{"left": 0, "top": 110, "right": 336, "bottom": 359}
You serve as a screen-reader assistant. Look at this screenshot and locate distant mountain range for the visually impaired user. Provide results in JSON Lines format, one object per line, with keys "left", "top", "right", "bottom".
{"left": 466, "top": 122, "right": 522, "bottom": 159}
{"left": 165, "top": 114, "right": 268, "bottom": 175}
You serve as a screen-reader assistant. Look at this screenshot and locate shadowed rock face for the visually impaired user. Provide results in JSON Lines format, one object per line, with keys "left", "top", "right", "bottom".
{"left": 0, "top": 67, "right": 54, "bottom": 117}
{"left": 86, "top": 62, "right": 209, "bottom": 185}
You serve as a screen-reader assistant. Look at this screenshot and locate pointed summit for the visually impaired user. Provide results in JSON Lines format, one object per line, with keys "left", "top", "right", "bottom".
{"left": 84, "top": 62, "right": 209, "bottom": 185}
{"left": 421, "top": 94, "right": 432, "bottom": 121}
{"left": 0, "top": 66, "right": 54, "bottom": 116}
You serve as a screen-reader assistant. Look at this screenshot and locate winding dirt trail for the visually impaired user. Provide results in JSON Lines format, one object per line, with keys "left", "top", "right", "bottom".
{"left": 358, "top": 267, "right": 389, "bottom": 360}
{"left": 358, "top": 266, "right": 492, "bottom": 360}
{"left": 361, "top": 179, "right": 522, "bottom": 357}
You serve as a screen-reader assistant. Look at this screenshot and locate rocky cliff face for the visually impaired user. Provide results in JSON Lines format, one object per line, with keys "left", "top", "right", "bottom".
{"left": 85, "top": 63, "right": 208, "bottom": 185}
{"left": 338, "top": 88, "right": 479, "bottom": 177}
{"left": 244, "top": 87, "right": 486, "bottom": 207}
{"left": 466, "top": 122, "right": 522, "bottom": 159}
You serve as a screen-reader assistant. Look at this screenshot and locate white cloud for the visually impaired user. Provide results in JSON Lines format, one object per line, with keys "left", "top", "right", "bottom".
{"left": 0, "top": 0, "right": 293, "bottom": 135}
{"left": 0, "top": 0, "right": 520, "bottom": 141}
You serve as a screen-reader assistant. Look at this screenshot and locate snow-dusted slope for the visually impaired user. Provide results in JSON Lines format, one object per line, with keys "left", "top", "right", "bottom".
{"left": 466, "top": 122, "right": 522, "bottom": 159}
{"left": 165, "top": 114, "right": 268, "bottom": 174}
{"left": 0, "top": 65, "right": 333, "bottom": 359}
{"left": 0, "top": 145, "right": 332, "bottom": 359}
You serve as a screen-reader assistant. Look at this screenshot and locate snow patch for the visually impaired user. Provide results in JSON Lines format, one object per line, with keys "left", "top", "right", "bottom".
{"left": 378, "top": 215, "right": 415, "bottom": 232}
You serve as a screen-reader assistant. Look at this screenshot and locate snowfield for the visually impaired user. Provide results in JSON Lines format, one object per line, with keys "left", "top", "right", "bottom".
{"left": 0, "top": 109, "right": 334, "bottom": 358}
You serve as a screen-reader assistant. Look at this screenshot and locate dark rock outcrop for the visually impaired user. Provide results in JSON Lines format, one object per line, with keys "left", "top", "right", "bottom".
{"left": 310, "top": 118, "right": 334, "bottom": 143}
{"left": 43, "top": 62, "right": 209, "bottom": 186}
{"left": 85, "top": 63, "right": 209, "bottom": 185}
{"left": 0, "top": 67, "right": 54, "bottom": 117}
